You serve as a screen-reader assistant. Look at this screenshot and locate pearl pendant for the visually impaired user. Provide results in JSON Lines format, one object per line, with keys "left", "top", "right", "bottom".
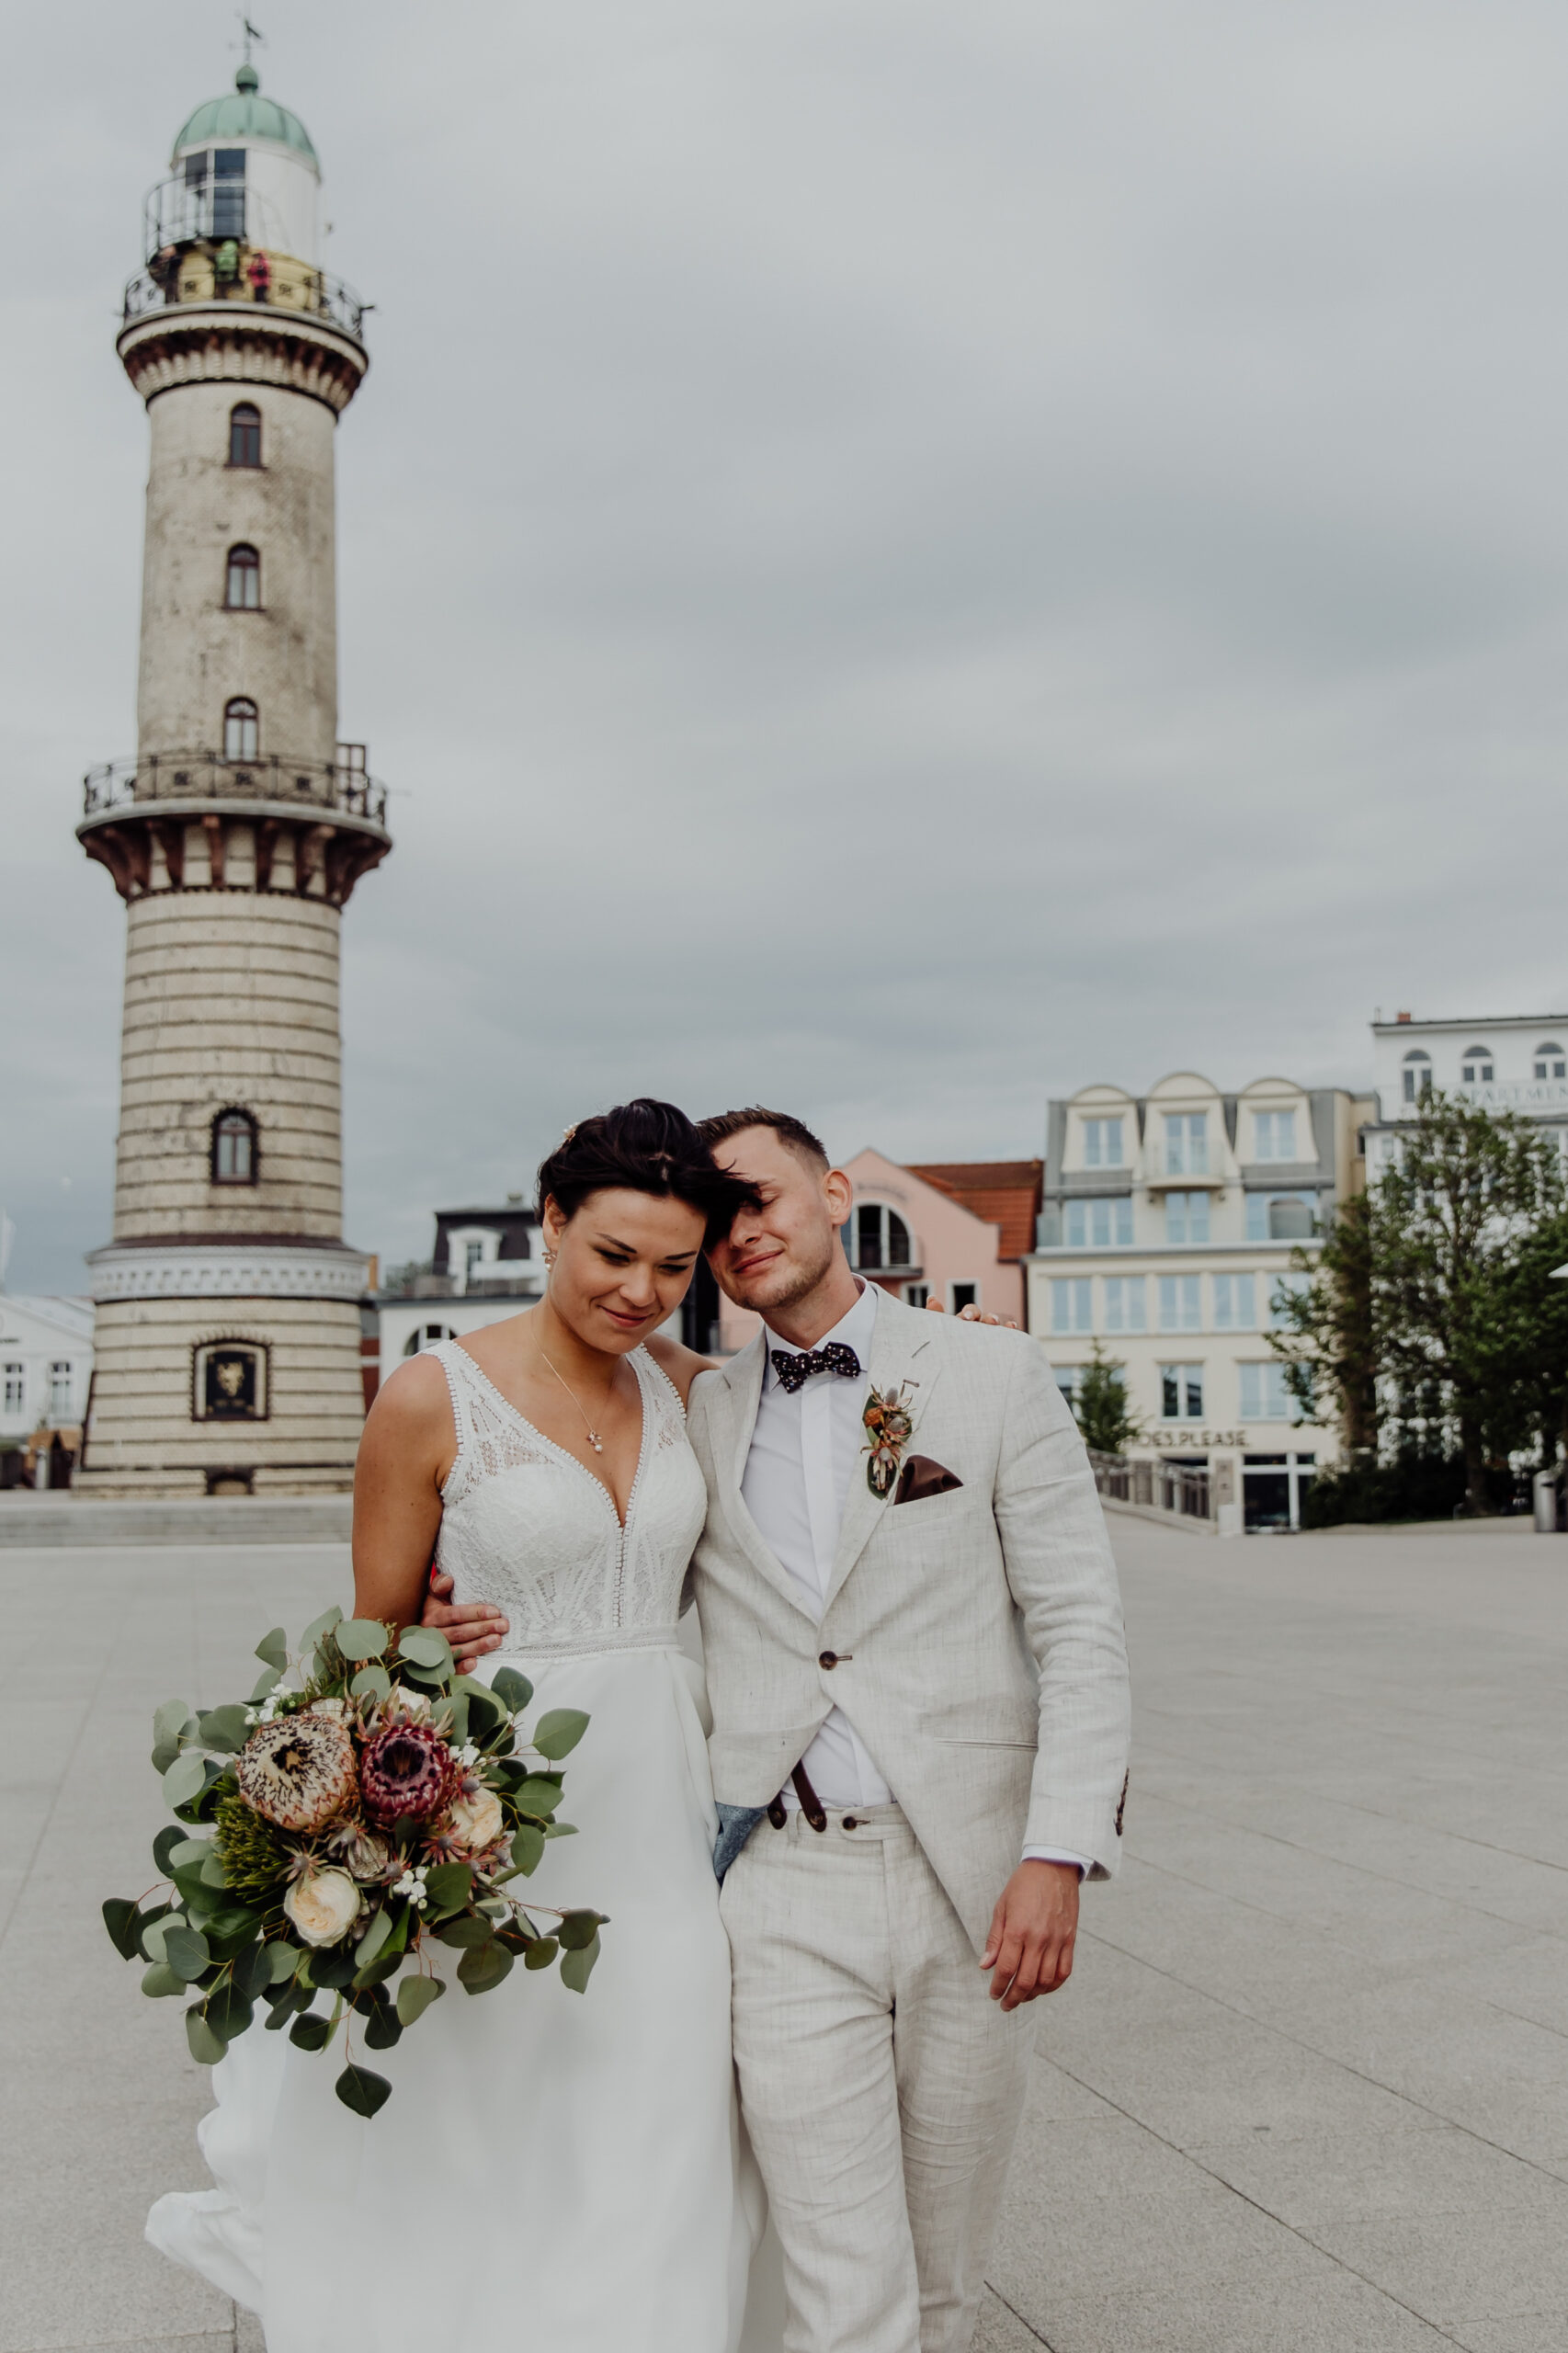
{"left": 589, "top": 1435, "right": 604, "bottom": 1452}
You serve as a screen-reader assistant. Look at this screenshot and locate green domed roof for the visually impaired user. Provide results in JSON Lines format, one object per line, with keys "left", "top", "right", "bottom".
{"left": 173, "top": 67, "right": 317, "bottom": 165}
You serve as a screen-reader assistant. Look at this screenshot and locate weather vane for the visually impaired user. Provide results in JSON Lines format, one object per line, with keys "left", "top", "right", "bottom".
{"left": 236, "top": 14, "right": 267, "bottom": 66}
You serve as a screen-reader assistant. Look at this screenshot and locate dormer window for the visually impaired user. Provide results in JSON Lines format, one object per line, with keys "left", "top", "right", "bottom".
{"left": 1082, "top": 1117, "right": 1123, "bottom": 1168}
{"left": 211, "top": 1107, "right": 257, "bottom": 1185}
{"left": 1461, "top": 1047, "right": 1494, "bottom": 1085}
{"left": 1253, "top": 1108, "right": 1297, "bottom": 1162}
{"left": 1537, "top": 1043, "right": 1566, "bottom": 1079}
{"left": 1403, "top": 1050, "right": 1432, "bottom": 1104}
{"left": 225, "top": 544, "right": 260, "bottom": 608}
{"left": 1163, "top": 1113, "right": 1208, "bottom": 1176}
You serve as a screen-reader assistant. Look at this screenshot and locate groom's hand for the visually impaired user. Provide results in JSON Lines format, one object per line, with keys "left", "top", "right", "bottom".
{"left": 422, "top": 1570, "right": 509, "bottom": 1675}
{"left": 982, "top": 1860, "right": 1079, "bottom": 2008}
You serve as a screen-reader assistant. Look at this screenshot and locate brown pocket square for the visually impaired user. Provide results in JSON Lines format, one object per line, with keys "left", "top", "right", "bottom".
{"left": 893, "top": 1454, "right": 964, "bottom": 1505}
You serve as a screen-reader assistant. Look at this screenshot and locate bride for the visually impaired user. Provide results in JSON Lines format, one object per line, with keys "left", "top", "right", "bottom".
{"left": 148, "top": 1099, "right": 782, "bottom": 2353}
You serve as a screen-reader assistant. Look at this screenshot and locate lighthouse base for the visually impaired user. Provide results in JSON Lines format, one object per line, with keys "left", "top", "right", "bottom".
{"left": 74, "top": 1293, "right": 368, "bottom": 1498}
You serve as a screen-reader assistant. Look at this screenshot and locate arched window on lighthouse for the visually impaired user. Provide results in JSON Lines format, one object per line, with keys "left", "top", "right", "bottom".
{"left": 225, "top": 544, "right": 260, "bottom": 609}
{"left": 210, "top": 1108, "right": 258, "bottom": 1186}
{"left": 223, "top": 698, "right": 258, "bottom": 759}
{"left": 228, "top": 403, "right": 262, "bottom": 467}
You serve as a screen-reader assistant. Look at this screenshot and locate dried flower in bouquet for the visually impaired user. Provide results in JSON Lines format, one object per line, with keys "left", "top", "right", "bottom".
{"left": 103, "top": 1606, "right": 608, "bottom": 2118}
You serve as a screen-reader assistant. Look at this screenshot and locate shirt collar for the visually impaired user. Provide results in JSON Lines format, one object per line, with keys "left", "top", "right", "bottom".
{"left": 761, "top": 1279, "right": 880, "bottom": 1390}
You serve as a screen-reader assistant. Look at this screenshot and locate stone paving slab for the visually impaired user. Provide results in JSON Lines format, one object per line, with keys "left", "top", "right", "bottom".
{"left": 5, "top": 1521, "right": 1565, "bottom": 2351}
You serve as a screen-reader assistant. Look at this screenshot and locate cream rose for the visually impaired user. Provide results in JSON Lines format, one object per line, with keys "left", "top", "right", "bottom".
{"left": 283, "top": 1867, "right": 362, "bottom": 1948}
{"left": 446, "top": 1788, "right": 505, "bottom": 1857}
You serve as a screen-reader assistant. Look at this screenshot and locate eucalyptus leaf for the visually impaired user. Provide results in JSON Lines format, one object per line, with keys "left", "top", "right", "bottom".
{"left": 169, "top": 1837, "right": 210, "bottom": 1869}
{"left": 490, "top": 1666, "right": 533, "bottom": 1713}
{"left": 300, "top": 1604, "right": 344, "bottom": 1651}
{"left": 249, "top": 1666, "right": 282, "bottom": 1704}
{"left": 335, "top": 1618, "right": 390, "bottom": 1662}
{"left": 349, "top": 1664, "right": 391, "bottom": 1702}
{"left": 142, "top": 1961, "right": 186, "bottom": 1998}
{"left": 360, "top": 1993, "right": 403, "bottom": 2051}
{"left": 197, "top": 1703, "right": 251, "bottom": 1754}
{"left": 511, "top": 1777, "right": 563, "bottom": 1819}
{"left": 153, "top": 1698, "right": 195, "bottom": 1750}
{"left": 423, "top": 1861, "right": 472, "bottom": 1915}
{"left": 396, "top": 1626, "right": 452, "bottom": 1672}
{"left": 153, "top": 1824, "right": 187, "bottom": 1878}
{"left": 355, "top": 1909, "right": 393, "bottom": 1969}
{"left": 151, "top": 1739, "right": 182, "bottom": 1775}
{"left": 267, "top": 1940, "right": 301, "bottom": 1984}
{"left": 556, "top": 1908, "right": 606, "bottom": 1951}
{"left": 509, "top": 1824, "right": 545, "bottom": 1877}
{"left": 203, "top": 1904, "right": 263, "bottom": 1948}
{"left": 141, "top": 1915, "right": 176, "bottom": 1964}
{"left": 395, "top": 1972, "right": 446, "bottom": 2026}
{"left": 290, "top": 2011, "right": 333, "bottom": 2052}
{"left": 163, "top": 1924, "right": 211, "bottom": 1982}
{"left": 204, "top": 1981, "right": 255, "bottom": 2041}
{"left": 103, "top": 1897, "right": 142, "bottom": 1961}
{"left": 431, "top": 1914, "right": 494, "bottom": 1948}
{"left": 560, "top": 1930, "right": 601, "bottom": 1994}
{"left": 255, "top": 1625, "right": 290, "bottom": 1670}
{"left": 531, "top": 1707, "right": 590, "bottom": 1760}
{"left": 162, "top": 1753, "right": 208, "bottom": 1809}
{"left": 199, "top": 1850, "right": 229, "bottom": 1888}
{"left": 134, "top": 1903, "right": 176, "bottom": 1961}
{"left": 523, "top": 1936, "right": 559, "bottom": 1971}
{"left": 310, "top": 1947, "right": 358, "bottom": 1989}
{"left": 187, "top": 2008, "right": 228, "bottom": 2063}
{"left": 457, "top": 1940, "right": 514, "bottom": 1995}
{"left": 543, "top": 1822, "right": 577, "bottom": 1839}
{"left": 335, "top": 2062, "right": 392, "bottom": 2119}
{"left": 233, "top": 1942, "right": 274, "bottom": 2000}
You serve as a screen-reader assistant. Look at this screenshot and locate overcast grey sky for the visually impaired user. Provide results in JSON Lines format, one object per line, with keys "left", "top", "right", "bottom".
{"left": 5, "top": 1, "right": 1567, "bottom": 1291}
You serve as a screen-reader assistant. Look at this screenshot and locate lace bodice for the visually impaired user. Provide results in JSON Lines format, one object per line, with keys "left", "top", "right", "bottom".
{"left": 432, "top": 1341, "right": 708, "bottom": 1654}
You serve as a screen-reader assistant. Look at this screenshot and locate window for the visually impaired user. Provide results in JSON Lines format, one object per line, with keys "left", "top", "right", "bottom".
{"left": 903, "top": 1283, "right": 928, "bottom": 1309}
{"left": 228, "top": 402, "right": 261, "bottom": 467}
{"left": 49, "top": 1362, "right": 72, "bottom": 1418}
{"left": 403, "top": 1323, "right": 458, "bottom": 1356}
{"left": 1158, "top": 1274, "right": 1202, "bottom": 1333}
{"left": 1252, "top": 1109, "right": 1298, "bottom": 1162}
{"left": 949, "top": 1282, "right": 978, "bottom": 1313}
{"left": 851, "top": 1203, "right": 913, "bottom": 1271}
{"left": 211, "top": 1108, "right": 257, "bottom": 1185}
{"left": 1050, "top": 1278, "right": 1093, "bottom": 1335}
{"left": 3, "top": 1364, "right": 22, "bottom": 1415}
{"left": 211, "top": 146, "right": 246, "bottom": 238}
{"left": 192, "top": 1340, "right": 267, "bottom": 1421}
{"left": 1239, "top": 1361, "right": 1302, "bottom": 1423}
{"left": 1536, "top": 1043, "right": 1566, "bottom": 1080}
{"left": 1245, "top": 1190, "right": 1316, "bottom": 1243}
{"left": 225, "top": 543, "right": 260, "bottom": 608}
{"left": 1103, "top": 1276, "right": 1146, "bottom": 1334}
{"left": 1212, "top": 1273, "right": 1256, "bottom": 1331}
{"left": 1064, "top": 1197, "right": 1133, "bottom": 1248}
{"left": 1163, "top": 1113, "right": 1209, "bottom": 1175}
{"left": 1165, "top": 1190, "right": 1210, "bottom": 1245}
{"left": 465, "top": 1241, "right": 485, "bottom": 1276}
{"left": 1402, "top": 1050, "right": 1431, "bottom": 1104}
{"left": 1267, "top": 1272, "right": 1312, "bottom": 1329}
{"left": 1460, "top": 1046, "right": 1494, "bottom": 1085}
{"left": 1160, "top": 1364, "right": 1204, "bottom": 1420}
{"left": 223, "top": 698, "right": 258, "bottom": 759}
{"left": 1083, "top": 1117, "right": 1123, "bottom": 1168}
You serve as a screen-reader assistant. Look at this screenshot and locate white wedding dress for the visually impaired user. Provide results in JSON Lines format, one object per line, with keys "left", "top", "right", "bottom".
{"left": 148, "top": 1341, "right": 781, "bottom": 2353}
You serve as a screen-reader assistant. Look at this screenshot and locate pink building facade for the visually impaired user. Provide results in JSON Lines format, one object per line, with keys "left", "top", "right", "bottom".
{"left": 714, "top": 1148, "right": 1039, "bottom": 1353}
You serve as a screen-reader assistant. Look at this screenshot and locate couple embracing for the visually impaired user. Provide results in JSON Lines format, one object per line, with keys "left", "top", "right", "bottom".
{"left": 151, "top": 1100, "right": 1131, "bottom": 2353}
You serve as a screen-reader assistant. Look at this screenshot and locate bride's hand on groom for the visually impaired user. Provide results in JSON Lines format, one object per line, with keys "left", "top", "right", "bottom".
{"left": 981, "top": 1860, "right": 1079, "bottom": 2009}
{"left": 422, "top": 1569, "right": 509, "bottom": 1676}
{"left": 927, "top": 1300, "right": 1021, "bottom": 1330}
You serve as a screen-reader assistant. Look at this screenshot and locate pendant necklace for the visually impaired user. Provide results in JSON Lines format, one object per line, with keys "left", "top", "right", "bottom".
{"left": 538, "top": 1345, "right": 608, "bottom": 1454}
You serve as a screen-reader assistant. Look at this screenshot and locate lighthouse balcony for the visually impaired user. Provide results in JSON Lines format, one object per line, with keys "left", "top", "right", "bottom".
{"left": 123, "top": 257, "right": 367, "bottom": 344}
{"left": 84, "top": 750, "right": 387, "bottom": 829}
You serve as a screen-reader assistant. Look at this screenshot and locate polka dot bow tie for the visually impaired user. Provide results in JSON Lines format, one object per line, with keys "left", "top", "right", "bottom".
{"left": 770, "top": 1342, "right": 862, "bottom": 1394}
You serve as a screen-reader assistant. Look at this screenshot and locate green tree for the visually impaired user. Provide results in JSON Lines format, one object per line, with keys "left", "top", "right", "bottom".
{"left": 1074, "top": 1340, "right": 1145, "bottom": 1458}
{"left": 1271, "top": 1093, "right": 1568, "bottom": 1515}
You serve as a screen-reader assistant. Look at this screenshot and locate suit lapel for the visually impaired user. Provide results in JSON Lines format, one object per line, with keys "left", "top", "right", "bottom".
{"left": 706, "top": 1335, "right": 816, "bottom": 1620}
{"left": 823, "top": 1298, "right": 943, "bottom": 1612}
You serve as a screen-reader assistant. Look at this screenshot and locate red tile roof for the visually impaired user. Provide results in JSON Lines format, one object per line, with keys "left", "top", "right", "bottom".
{"left": 907, "top": 1160, "right": 1043, "bottom": 1261}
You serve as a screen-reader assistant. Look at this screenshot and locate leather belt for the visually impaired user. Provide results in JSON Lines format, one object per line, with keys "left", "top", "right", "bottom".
{"left": 767, "top": 1760, "right": 829, "bottom": 1834}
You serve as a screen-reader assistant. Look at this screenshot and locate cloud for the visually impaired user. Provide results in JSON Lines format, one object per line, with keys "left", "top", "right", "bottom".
{"left": 4, "top": 0, "right": 1566, "bottom": 1290}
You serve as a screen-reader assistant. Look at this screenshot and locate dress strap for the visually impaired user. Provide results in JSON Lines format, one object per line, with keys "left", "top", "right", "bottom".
{"left": 431, "top": 1340, "right": 480, "bottom": 1506}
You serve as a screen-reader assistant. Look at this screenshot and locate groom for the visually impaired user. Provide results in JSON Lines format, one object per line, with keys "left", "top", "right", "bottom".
{"left": 432, "top": 1111, "right": 1130, "bottom": 2353}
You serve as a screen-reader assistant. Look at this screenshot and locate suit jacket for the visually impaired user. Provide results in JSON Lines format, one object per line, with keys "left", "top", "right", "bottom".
{"left": 685, "top": 1294, "right": 1132, "bottom": 1953}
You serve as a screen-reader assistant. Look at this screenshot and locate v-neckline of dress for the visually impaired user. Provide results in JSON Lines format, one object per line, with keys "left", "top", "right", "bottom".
{"left": 450, "top": 1342, "right": 651, "bottom": 1534}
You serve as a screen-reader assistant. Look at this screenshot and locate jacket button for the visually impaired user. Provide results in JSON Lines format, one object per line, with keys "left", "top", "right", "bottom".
{"left": 819, "top": 1650, "right": 838, "bottom": 1670}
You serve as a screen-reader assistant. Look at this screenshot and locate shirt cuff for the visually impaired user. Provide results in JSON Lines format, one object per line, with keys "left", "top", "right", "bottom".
{"left": 1022, "top": 1846, "right": 1092, "bottom": 1878}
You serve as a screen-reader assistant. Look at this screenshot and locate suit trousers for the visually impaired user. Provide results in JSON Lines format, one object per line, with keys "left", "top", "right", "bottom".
{"left": 721, "top": 1806, "right": 1034, "bottom": 2353}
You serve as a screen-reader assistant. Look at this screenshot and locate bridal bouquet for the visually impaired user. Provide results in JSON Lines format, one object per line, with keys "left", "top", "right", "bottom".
{"left": 103, "top": 1607, "right": 606, "bottom": 2117}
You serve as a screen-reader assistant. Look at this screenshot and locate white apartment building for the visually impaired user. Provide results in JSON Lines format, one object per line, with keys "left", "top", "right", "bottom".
{"left": 0, "top": 1295, "right": 96, "bottom": 1486}
{"left": 1026, "top": 1072, "right": 1373, "bottom": 1531}
{"left": 1365, "top": 1012, "right": 1568, "bottom": 1174}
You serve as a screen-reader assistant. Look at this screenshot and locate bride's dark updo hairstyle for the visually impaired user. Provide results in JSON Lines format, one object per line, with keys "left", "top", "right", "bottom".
{"left": 536, "top": 1098, "right": 757, "bottom": 1245}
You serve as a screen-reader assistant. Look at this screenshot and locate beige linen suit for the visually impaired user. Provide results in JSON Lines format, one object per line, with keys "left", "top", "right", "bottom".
{"left": 687, "top": 1297, "right": 1131, "bottom": 2353}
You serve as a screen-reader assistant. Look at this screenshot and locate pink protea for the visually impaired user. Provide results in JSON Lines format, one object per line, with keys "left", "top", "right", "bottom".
{"left": 358, "top": 1722, "right": 458, "bottom": 1828}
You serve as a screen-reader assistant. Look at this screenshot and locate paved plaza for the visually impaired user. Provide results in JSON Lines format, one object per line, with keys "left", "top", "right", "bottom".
{"left": 4, "top": 1516, "right": 1565, "bottom": 2353}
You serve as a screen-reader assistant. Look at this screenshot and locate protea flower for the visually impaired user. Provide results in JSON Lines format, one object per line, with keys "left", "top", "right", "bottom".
{"left": 236, "top": 1711, "right": 358, "bottom": 1834}
{"left": 359, "top": 1722, "right": 457, "bottom": 1827}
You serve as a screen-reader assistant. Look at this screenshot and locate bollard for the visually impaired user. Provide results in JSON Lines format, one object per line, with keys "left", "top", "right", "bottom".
{"left": 1532, "top": 1468, "right": 1560, "bottom": 1533}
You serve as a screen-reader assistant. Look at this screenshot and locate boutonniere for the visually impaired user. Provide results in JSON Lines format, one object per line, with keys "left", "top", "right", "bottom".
{"left": 862, "top": 1381, "right": 918, "bottom": 1497}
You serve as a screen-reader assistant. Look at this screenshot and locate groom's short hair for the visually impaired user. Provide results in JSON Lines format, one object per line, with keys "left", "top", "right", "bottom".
{"left": 699, "top": 1106, "right": 828, "bottom": 1173}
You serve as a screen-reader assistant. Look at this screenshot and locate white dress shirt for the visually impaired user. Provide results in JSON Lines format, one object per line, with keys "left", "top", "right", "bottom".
{"left": 739, "top": 1281, "right": 1092, "bottom": 1875}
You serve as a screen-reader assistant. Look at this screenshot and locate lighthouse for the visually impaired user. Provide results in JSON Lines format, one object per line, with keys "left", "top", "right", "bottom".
{"left": 75, "top": 63, "right": 390, "bottom": 1497}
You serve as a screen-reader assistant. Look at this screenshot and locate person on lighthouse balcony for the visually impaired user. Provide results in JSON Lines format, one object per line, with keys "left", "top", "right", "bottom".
{"left": 149, "top": 1100, "right": 1131, "bottom": 2353}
